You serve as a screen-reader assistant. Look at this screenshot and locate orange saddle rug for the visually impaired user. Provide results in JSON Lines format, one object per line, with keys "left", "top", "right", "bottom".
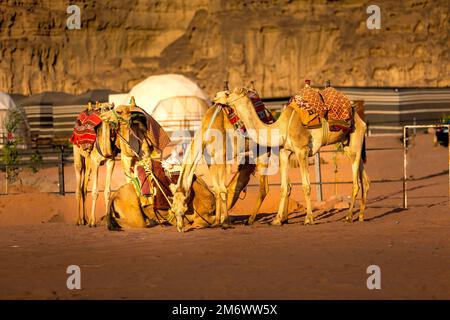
{"left": 287, "top": 86, "right": 353, "bottom": 132}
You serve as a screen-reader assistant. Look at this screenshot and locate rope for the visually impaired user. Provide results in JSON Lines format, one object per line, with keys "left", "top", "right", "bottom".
{"left": 149, "top": 171, "right": 173, "bottom": 206}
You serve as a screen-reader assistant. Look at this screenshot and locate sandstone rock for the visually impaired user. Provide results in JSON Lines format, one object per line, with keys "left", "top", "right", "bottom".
{"left": 1, "top": 0, "right": 449, "bottom": 96}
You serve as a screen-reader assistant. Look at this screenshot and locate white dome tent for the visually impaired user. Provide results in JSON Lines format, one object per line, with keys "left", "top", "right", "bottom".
{"left": 0, "top": 92, "right": 30, "bottom": 149}
{"left": 110, "top": 74, "right": 211, "bottom": 141}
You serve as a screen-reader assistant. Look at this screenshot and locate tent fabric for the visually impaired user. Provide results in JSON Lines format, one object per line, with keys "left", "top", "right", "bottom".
{"left": 0, "top": 92, "right": 17, "bottom": 111}
{"left": 152, "top": 96, "right": 210, "bottom": 131}
{"left": 0, "top": 92, "right": 30, "bottom": 146}
{"left": 124, "top": 74, "right": 211, "bottom": 116}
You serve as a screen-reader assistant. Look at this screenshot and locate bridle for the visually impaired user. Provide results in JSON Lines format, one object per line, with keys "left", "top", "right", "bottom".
{"left": 95, "top": 103, "right": 117, "bottom": 159}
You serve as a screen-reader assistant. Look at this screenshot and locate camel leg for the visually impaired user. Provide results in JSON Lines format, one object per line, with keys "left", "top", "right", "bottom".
{"left": 271, "top": 148, "right": 291, "bottom": 226}
{"left": 88, "top": 161, "right": 100, "bottom": 227}
{"left": 297, "top": 148, "right": 314, "bottom": 225}
{"left": 358, "top": 164, "right": 370, "bottom": 221}
{"left": 82, "top": 155, "right": 91, "bottom": 224}
{"left": 248, "top": 170, "right": 268, "bottom": 225}
{"left": 104, "top": 158, "right": 115, "bottom": 218}
{"left": 345, "top": 115, "right": 368, "bottom": 222}
{"left": 344, "top": 146, "right": 361, "bottom": 223}
{"left": 210, "top": 163, "right": 229, "bottom": 228}
{"left": 121, "top": 155, "right": 134, "bottom": 182}
{"left": 73, "top": 148, "right": 87, "bottom": 226}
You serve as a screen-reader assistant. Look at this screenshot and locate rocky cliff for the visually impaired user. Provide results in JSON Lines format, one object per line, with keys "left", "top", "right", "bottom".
{"left": 1, "top": 0, "right": 449, "bottom": 97}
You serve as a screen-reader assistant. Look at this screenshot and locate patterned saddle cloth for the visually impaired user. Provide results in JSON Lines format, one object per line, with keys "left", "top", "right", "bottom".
{"left": 69, "top": 109, "right": 103, "bottom": 151}
{"left": 288, "top": 86, "right": 353, "bottom": 132}
{"left": 222, "top": 90, "right": 274, "bottom": 136}
{"left": 132, "top": 158, "right": 179, "bottom": 210}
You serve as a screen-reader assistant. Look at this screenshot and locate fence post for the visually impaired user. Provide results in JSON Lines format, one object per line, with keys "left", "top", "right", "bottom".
{"left": 315, "top": 152, "right": 323, "bottom": 202}
{"left": 58, "top": 145, "right": 65, "bottom": 195}
{"left": 5, "top": 165, "right": 8, "bottom": 195}
{"left": 403, "top": 126, "right": 407, "bottom": 209}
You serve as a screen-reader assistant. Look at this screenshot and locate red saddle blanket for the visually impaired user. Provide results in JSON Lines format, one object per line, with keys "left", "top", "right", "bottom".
{"left": 223, "top": 90, "right": 274, "bottom": 135}
{"left": 69, "top": 110, "right": 102, "bottom": 151}
{"left": 135, "top": 160, "right": 179, "bottom": 210}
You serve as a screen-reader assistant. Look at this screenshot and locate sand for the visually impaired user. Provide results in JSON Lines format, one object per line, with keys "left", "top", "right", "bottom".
{"left": 0, "top": 133, "right": 449, "bottom": 299}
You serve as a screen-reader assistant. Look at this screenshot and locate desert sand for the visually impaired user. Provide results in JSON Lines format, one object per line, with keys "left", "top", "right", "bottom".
{"left": 0, "top": 133, "right": 448, "bottom": 299}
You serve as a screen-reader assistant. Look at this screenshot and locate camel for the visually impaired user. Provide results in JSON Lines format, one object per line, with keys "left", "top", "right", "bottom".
{"left": 100, "top": 102, "right": 158, "bottom": 181}
{"left": 73, "top": 100, "right": 158, "bottom": 227}
{"left": 73, "top": 103, "right": 117, "bottom": 227}
{"left": 214, "top": 87, "right": 370, "bottom": 226}
{"left": 170, "top": 103, "right": 272, "bottom": 232}
{"left": 106, "top": 175, "right": 217, "bottom": 231}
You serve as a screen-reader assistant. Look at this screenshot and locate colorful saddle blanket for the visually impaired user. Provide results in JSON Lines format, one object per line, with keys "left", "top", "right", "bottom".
{"left": 288, "top": 86, "right": 353, "bottom": 132}
{"left": 223, "top": 90, "right": 274, "bottom": 135}
{"left": 69, "top": 110, "right": 102, "bottom": 151}
{"left": 130, "top": 106, "right": 171, "bottom": 153}
{"left": 132, "top": 159, "right": 179, "bottom": 210}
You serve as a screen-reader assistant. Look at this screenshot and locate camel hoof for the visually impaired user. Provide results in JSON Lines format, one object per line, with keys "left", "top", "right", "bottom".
{"left": 304, "top": 219, "right": 315, "bottom": 226}
{"left": 211, "top": 222, "right": 221, "bottom": 228}
{"left": 358, "top": 216, "right": 365, "bottom": 222}
{"left": 177, "top": 225, "right": 185, "bottom": 233}
{"left": 345, "top": 216, "right": 353, "bottom": 223}
{"left": 245, "top": 218, "right": 255, "bottom": 226}
{"left": 88, "top": 221, "right": 96, "bottom": 227}
{"left": 221, "top": 223, "right": 232, "bottom": 230}
{"left": 270, "top": 218, "right": 283, "bottom": 226}
{"left": 76, "top": 219, "right": 87, "bottom": 226}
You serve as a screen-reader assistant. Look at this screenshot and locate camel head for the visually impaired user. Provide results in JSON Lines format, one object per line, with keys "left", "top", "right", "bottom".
{"left": 90, "top": 103, "right": 115, "bottom": 157}
{"left": 212, "top": 90, "right": 230, "bottom": 105}
{"left": 170, "top": 184, "right": 188, "bottom": 233}
{"left": 101, "top": 104, "right": 132, "bottom": 127}
{"left": 213, "top": 87, "right": 249, "bottom": 107}
{"left": 227, "top": 87, "right": 248, "bottom": 104}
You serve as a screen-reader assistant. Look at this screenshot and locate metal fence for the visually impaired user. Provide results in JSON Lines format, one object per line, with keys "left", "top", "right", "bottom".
{"left": 1, "top": 125, "right": 449, "bottom": 204}
{"left": 0, "top": 146, "right": 71, "bottom": 195}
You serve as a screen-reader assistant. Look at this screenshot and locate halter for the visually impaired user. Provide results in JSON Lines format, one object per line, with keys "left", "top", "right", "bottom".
{"left": 95, "top": 103, "right": 116, "bottom": 159}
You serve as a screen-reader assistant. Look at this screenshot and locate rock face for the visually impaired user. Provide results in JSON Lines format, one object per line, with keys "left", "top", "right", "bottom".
{"left": 1, "top": 0, "right": 449, "bottom": 97}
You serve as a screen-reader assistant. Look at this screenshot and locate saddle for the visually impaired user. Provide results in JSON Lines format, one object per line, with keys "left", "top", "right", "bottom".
{"left": 129, "top": 105, "right": 171, "bottom": 153}
{"left": 288, "top": 85, "right": 353, "bottom": 132}
{"left": 69, "top": 109, "right": 103, "bottom": 151}
{"left": 222, "top": 90, "right": 274, "bottom": 136}
{"left": 131, "top": 158, "right": 179, "bottom": 210}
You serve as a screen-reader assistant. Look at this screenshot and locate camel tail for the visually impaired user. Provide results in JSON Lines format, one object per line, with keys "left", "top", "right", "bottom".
{"left": 106, "top": 200, "right": 123, "bottom": 231}
{"left": 361, "top": 136, "right": 367, "bottom": 164}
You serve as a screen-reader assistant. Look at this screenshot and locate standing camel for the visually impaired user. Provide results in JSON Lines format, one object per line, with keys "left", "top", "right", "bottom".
{"left": 214, "top": 87, "right": 369, "bottom": 225}
{"left": 72, "top": 103, "right": 117, "bottom": 227}
{"left": 170, "top": 104, "right": 272, "bottom": 232}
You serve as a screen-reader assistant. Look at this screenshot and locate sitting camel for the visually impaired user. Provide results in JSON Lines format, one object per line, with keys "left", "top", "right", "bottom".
{"left": 106, "top": 175, "right": 216, "bottom": 231}
{"left": 170, "top": 100, "right": 272, "bottom": 232}
{"left": 214, "top": 87, "right": 370, "bottom": 225}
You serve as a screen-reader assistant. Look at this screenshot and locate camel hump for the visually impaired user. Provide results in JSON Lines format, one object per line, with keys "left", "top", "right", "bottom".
{"left": 319, "top": 87, "right": 352, "bottom": 122}
{"left": 289, "top": 86, "right": 326, "bottom": 118}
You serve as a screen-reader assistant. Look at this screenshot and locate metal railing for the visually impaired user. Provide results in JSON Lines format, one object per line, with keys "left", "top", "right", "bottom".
{"left": 402, "top": 124, "right": 450, "bottom": 208}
